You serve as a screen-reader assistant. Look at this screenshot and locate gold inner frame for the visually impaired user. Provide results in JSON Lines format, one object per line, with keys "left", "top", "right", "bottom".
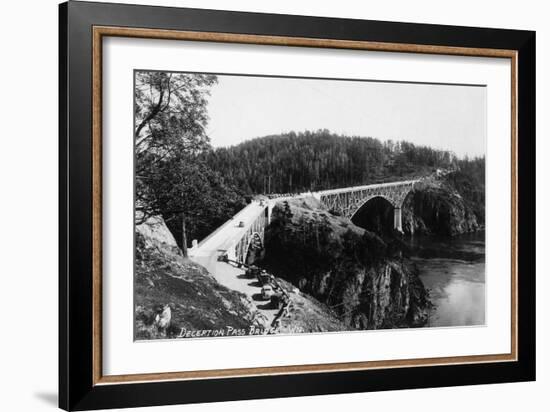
{"left": 92, "top": 26, "right": 518, "bottom": 385}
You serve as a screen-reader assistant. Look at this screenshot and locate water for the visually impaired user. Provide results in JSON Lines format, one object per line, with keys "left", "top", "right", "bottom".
{"left": 406, "top": 231, "right": 485, "bottom": 327}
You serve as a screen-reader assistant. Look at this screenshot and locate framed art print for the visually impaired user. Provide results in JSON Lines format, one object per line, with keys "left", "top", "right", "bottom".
{"left": 59, "top": 1, "right": 535, "bottom": 410}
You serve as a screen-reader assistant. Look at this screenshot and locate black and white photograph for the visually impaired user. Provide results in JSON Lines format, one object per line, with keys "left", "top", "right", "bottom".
{"left": 1, "top": 0, "right": 541, "bottom": 410}
{"left": 134, "top": 71, "right": 486, "bottom": 340}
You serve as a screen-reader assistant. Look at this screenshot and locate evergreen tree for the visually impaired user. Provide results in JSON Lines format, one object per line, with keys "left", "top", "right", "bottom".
{"left": 135, "top": 71, "right": 244, "bottom": 251}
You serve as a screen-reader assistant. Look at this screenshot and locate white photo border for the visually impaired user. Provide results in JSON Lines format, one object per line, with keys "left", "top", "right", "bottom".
{"left": 101, "top": 35, "right": 512, "bottom": 377}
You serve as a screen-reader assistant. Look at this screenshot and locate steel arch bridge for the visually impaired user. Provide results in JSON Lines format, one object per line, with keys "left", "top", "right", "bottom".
{"left": 189, "top": 179, "right": 420, "bottom": 265}
{"left": 312, "top": 180, "right": 419, "bottom": 232}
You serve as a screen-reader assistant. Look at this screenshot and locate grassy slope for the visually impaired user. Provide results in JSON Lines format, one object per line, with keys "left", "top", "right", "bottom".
{"left": 135, "top": 218, "right": 266, "bottom": 340}
{"left": 134, "top": 216, "right": 347, "bottom": 339}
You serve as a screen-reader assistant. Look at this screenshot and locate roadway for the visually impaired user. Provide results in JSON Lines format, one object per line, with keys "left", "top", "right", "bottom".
{"left": 190, "top": 200, "right": 267, "bottom": 261}
{"left": 188, "top": 178, "right": 422, "bottom": 327}
{"left": 189, "top": 200, "right": 278, "bottom": 326}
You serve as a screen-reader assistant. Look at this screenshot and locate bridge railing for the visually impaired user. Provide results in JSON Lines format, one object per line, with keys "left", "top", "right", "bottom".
{"left": 233, "top": 208, "right": 268, "bottom": 264}
{"left": 313, "top": 179, "right": 419, "bottom": 197}
{"left": 188, "top": 202, "right": 262, "bottom": 257}
{"left": 191, "top": 177, "right": 426, "bottom": 258}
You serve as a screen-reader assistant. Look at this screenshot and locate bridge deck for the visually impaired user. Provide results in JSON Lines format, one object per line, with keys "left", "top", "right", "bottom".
{"left": 313, "top": 179, "right": 419, "bottom": 196}
{"left": 192, "top": 178, "right": 421, "bottom": 259}
{"left": 189, "top": 201, "right": 278, "bottom": 326}
{"left": 190, "top": 201, "right": 267, "bottom": 257}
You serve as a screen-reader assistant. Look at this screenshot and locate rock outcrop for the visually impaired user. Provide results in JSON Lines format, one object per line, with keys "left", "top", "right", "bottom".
{"left": 402, "top": 172, "right": 484, "bottom": 237}
{"left": 135, "top": 217, "right": 267, "bottom": 339}
{"left": 261, "top": 198, "right": 431, "bottom": 330}
{"left": 273, "top": 277, "right": 349, "bottom": 334}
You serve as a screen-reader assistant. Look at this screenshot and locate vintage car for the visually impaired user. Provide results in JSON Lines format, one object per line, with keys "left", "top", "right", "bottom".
{"left": 217, "top": 253, "right": 229, "bottom": 262}
{"left": 260, "top": 285, "right": 274, "bottom": 300}
{"left": 257, "top": 270, "right": 272, "bottom": 285}
{"left": 245, "top": 265, "right": 261, "bottom": 279}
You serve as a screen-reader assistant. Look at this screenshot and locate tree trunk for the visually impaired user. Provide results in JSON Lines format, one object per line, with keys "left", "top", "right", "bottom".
{"left": 181, "top": 213, "right": 188, "bottom": 257}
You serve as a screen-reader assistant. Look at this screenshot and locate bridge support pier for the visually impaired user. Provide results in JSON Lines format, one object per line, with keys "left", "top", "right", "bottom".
{"left": 393, "top": 207, "right": 403, "bottom": 233}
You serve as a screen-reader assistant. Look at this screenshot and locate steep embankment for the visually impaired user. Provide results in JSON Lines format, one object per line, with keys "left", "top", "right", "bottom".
{"left": 402, "top": 171, "right": 484, "bottom": 237}
{"left": 135, "top": 217, "right": 267, "bottom": 339}
{"left": 270, "top": 277, "right": 349, "bottom": 334}
{"left": 261, "top": 198, "right": 431, "bottom": 330}
{"left": 135, "top": 216, "right": 348, "bottom": 338}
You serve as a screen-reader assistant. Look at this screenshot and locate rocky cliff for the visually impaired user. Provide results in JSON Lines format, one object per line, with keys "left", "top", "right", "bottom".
{"left": 134, "top": 217, "right": 267, "bottom": 339}
{"left": 261, "top": 198, "right": 431, "bottom": 330}
{"left": 402, "top": 172, "right": 484, "bottom": 237}
{"left": 271, "top": 277, "right": 349, "bottom": 334}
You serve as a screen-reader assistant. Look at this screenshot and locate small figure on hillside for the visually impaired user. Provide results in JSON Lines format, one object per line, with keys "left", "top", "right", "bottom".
{"left": 154, "top": 304, "right": 173, "bottom": 335}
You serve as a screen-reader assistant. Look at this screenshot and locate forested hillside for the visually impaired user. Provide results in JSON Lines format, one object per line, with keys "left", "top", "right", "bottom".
{"left": 134, "top": 71, "right": 484, "bottom": 248}
{"left": 134, "top": 72, "right": 245, "bottom": 249}
{"left": 205, "top": 130, "right": 463, "bottom": 195}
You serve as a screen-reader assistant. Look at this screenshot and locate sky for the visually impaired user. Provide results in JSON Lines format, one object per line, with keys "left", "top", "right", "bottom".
{"left": 205, "top": 74, "right": 486, "bottom": 158}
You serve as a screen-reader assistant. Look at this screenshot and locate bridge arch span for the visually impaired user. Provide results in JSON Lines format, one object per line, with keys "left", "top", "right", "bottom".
{"left": 350, "top": 195, "right": 397, "bottom": 235}
{"left": 316, "top": 180, "right": 417, "bottom": 233}
{"left": 191, "top": 180, "right": 421, "bottom": 267}
{"left": 350, "top": 193, "right": 399, "bottom": 214}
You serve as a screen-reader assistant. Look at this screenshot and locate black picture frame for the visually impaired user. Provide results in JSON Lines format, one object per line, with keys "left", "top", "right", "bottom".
{"left": 59, "top": 1, "right": 536, "bottom": 410}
